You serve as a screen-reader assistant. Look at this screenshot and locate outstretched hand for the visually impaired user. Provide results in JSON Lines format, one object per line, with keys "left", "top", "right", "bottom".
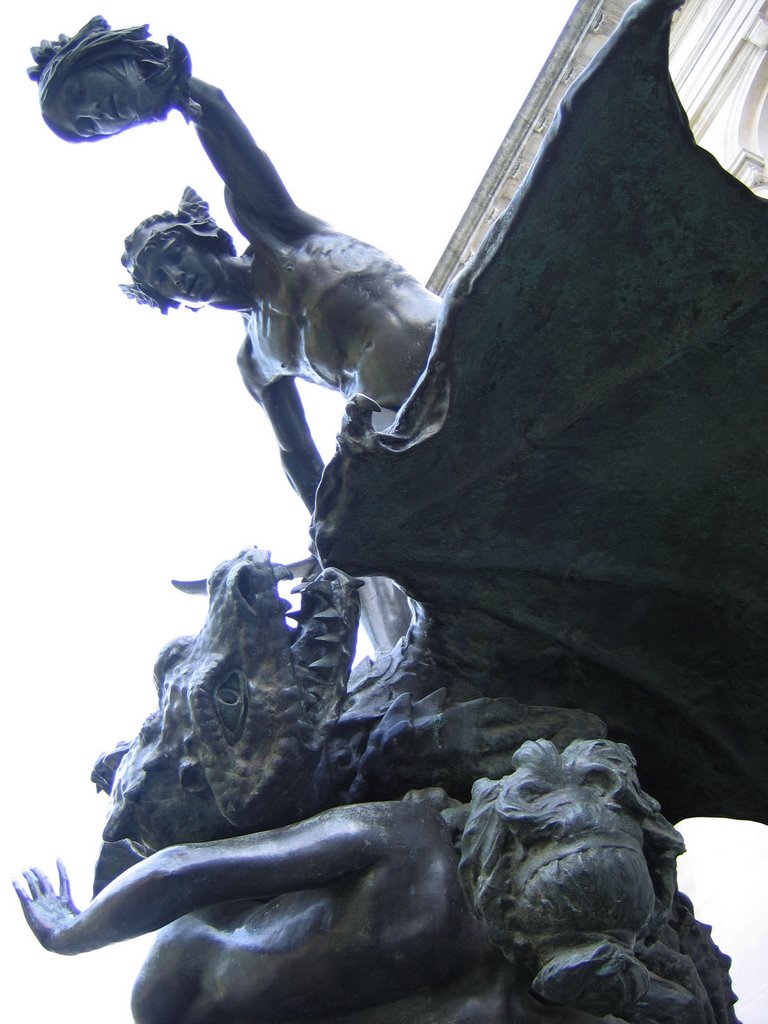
{"left": 14, "top": 861, "right": 80, "bottom": 952}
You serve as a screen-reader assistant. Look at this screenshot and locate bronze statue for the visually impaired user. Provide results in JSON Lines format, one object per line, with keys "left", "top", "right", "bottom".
{"left": 16, "top": 800, "right": 514, "bottom": 1024}
{"left": 312, "top": 0, "right": 768, "bottom": 827}
{"left": 121, "top": 184, "right": 439, "bottom": 509}
{"left": 14, "top": 664, "right": 723, "bottom": 1024}
{"left": 14, "top": 546, "right": 735, "bottom": 1022}
{"left": 12, "top": 548, "right": 719, "bottom": 1023}
{"left": 21, "top": 1, "right": 760, "bottom": 1020}
{"left": 14, "top": 548, "right": 610, "bottom": 1024}
{"left": 28, "top": 17, "right": 193, "bottom": 141}
{"left": 29, "top": 19, "right": 440, "bottom": 510}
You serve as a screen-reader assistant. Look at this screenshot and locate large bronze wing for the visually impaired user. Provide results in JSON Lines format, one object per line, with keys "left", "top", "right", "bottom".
{"left": 314, "top": 0, "right": 768, "bottom": 825}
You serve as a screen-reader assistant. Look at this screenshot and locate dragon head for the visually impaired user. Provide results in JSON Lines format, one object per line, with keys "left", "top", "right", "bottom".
{"left": 102, "top": 548, "right": 361, "bottom": 854}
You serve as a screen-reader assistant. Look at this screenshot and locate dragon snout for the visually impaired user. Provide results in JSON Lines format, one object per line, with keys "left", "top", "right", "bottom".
{"left": 228, "top": 559, "right": 292, "bottom": 617}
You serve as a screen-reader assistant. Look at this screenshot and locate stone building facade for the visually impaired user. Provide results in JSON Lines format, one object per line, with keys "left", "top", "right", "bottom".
{"left": 429, "top": 0, "right": 768, "bottom": 294}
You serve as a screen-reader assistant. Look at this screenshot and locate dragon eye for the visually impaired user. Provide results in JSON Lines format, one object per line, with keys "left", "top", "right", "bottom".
{"left": 213, "top": 671, "right": 247, "bottom": 743}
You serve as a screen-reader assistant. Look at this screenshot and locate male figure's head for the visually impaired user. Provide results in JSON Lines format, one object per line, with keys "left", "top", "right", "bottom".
{"left": 29, "top": 16, "right": 191, "bottom": 142}
{"left": 122, "top": 188, "right": 244, "bottom": 312}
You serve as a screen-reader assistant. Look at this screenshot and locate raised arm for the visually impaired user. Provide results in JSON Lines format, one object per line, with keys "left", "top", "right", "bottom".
{"left": 187, "top": 78, "right": 324, "bottom": 244}
{"left": 15, "top": 803, "right": 403, "bottom": 956}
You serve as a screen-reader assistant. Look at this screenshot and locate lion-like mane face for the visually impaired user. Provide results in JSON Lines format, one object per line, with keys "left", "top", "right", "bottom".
{"left": 486, "top": 739, "right": 658, "bottom": 843}
{"left": 458, "top": 739, "right": 683, "bottom": 954}
{"left": 463, "top": 740, "right": 658, "bottom": 857}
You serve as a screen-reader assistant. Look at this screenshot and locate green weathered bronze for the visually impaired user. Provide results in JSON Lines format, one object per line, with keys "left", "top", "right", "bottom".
{"left": 314, "top": 0, "right": 768, "bottom": 827}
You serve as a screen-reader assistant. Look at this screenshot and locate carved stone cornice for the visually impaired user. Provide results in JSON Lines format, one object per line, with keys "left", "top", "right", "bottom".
{"left": 430, "top": 0, "right": 768, "bottom": 294}
{"left": 428, "top": 0, "right": 636, "bottom": 294}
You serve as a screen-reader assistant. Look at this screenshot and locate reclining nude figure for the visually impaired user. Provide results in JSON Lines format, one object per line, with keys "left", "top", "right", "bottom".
{"left": 13, "top": 551, "right": 518, "bottom": 1024}
{"left": 15, "top": 801, "right": 511, "bottom": 1024}
{"left": 15, "top": 548, "right": 721, "bottom": 1024}
{"left": 30, "top": 17, "right": 441, "bottom": 512}
{"left": 12, "top": 547, "right": 611, "bottom": 1023}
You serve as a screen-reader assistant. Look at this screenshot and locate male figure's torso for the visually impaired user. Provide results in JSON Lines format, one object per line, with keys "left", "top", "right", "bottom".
{"left": 242, "top": 231, "right": 440, "bottom": 407}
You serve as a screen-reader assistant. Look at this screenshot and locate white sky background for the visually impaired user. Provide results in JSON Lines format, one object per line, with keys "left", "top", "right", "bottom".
{"left": 1, "top": 1, "right": 766, "bottom": 1021}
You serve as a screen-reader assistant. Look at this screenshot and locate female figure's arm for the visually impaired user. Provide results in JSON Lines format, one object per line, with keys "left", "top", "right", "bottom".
{"left": 15, "top": 804, "right": 403, "bottom": 956}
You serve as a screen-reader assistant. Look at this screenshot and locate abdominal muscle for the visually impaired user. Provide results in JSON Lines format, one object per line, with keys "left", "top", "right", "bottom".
{"left": 245, "top": 234, "right": 439, "bottom": 408}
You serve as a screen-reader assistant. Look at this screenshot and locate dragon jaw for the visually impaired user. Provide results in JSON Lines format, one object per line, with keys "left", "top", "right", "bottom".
{"left": 103, "top": 548, "right": 362, "bottom": 853}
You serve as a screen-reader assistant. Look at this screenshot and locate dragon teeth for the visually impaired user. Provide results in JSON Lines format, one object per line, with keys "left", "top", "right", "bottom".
{"left": 311, "top": 607, "right": 342, "bottom": 620}
{"left": 308, "top": 655, "right": 339, "bottom": 672}
{"left": 315, "top": 633, "right": 342, "bottom": 644}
